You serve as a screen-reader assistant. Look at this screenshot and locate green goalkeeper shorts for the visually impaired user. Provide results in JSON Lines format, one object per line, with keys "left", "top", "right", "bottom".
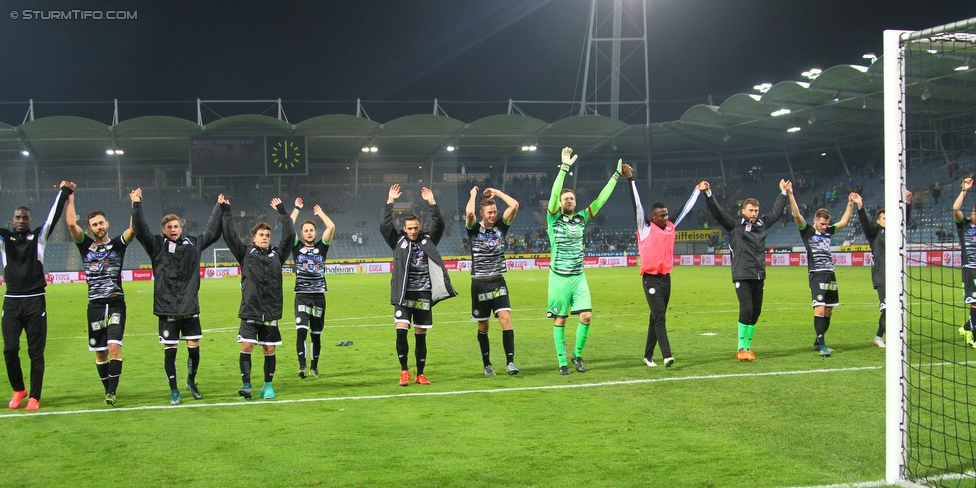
{"left": 547, "top": 271, "right": 591, "bottom": 318}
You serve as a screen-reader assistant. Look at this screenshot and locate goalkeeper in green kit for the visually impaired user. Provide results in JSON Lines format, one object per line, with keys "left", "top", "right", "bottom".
{"left": 547, "top": 147, "right": 622, "bottom": 374}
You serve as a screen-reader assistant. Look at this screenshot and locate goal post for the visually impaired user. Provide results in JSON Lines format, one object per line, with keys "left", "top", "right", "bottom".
{"left": 886, "top": 18, "right": 976, "bottom": 487}
{"left": 882, "top": 27, "right": 909, "bottom": 486}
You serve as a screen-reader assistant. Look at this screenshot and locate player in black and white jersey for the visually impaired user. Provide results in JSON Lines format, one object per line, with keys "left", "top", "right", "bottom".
{"left": 65, "top": 190, "right": 135, "bottom": 406}
{"left": 952, "top": 177, "right": 976, "bottom": 348}
{"left": 788, "top": 186, "right": 854, "bottom": 357}
{"left": 380, "top": 184, "right": 457, "bottom": 386}
{"left": 288, "top": 197, "right": 336, "bottom": 379}
{"left": 464, "top": 186, "right": 520, "bottom": 377}
{"left": 1, "top": 181, "right": 73, "bottom": 411}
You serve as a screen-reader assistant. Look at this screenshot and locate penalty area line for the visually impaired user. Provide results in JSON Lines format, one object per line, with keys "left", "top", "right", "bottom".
{"left": 0, "top": 364, "right": 882, "bottom": 419}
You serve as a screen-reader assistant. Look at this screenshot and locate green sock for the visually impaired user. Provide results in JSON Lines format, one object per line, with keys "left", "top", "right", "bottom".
{"left": 553, "top": 326, "right": 567, "bottom": 367}
{"left": 744, "top": 324, "right": 756, "bottom": 350}
{"left": 737, "top": 322, "right": 747, "bottom": 350}
{"left": 575, "top": 322, "right": 590, "bottom": 357}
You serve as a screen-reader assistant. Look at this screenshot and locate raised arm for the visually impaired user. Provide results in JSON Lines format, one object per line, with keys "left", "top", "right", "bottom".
{"left": 548, "top": 147, "right": 576, "bottom": 214}
{"left": 484, "top": 187, "right": 519, "bottom": 224}
{"left": 130, "top": 188, "right": 158, "bottom": 253}
{"left": 65, "top": 192, "right": 85, "bottom": 243}
{"left": 219, "top": 196, "right": 246, "bottom": 263}
{"left": 380, "top": 184, "right": 401, "bottom": 249}
{"left": 788, "top": 187, "right": 806, "bottom": 229}
{"left": 272, "top": 197, "right": 293, "bottom": 264}
{"left": 833, "top": 193, "right": 855, "bottom": 230}
{"left": 197, "top": 197, "right": 224, "bottom": 251}
{"left": 290, "top": 197, "right": 304, "bottom": 225}
{"left": 699, "top": 181, "right": 735, "bottom": 231}
{"left": 313, "top": 205, "right": 335, "bottom": 244}
{"left": 41, "top": 181, "right": 74, "bottom": 241}
{"left": 852, "top": 193, "right": 878, "bottom": 241}
{"left": 465, "top": 186, "right": 479, "bottom": 229}
{"left": 953, "top": 178, "right": 972, "bottom": 223}
{"left": 623, "top": 164, "right": 650, "bottom": 239}
{"left": 763, "top": 180, "right": 790, "bottom": 225}
{"left": 586, "top": 159, "right": 622, "bottom": 217}
{"left": 422, "top": 187, "right": 445, "bottom": 244}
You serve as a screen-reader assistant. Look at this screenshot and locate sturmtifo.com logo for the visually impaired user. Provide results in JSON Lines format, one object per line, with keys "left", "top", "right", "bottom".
{"left": 10, "top": 10, "right": 138, "bottom": 20}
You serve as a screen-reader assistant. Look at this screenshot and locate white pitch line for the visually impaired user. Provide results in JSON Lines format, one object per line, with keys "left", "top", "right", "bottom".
{"left": 782, "top": 480, "right": 888, "bottom": 488}
{"left": 0, "top": 364, "right": 883, "bottom": 419}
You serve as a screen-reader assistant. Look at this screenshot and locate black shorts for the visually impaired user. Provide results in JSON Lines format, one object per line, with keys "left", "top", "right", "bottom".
{"left": 470, "top": 276, "right": 512, "bottom": 321}
{"left": 238, "top": 319, "right": 283, "bottom": 346}
{"left": 963, "top": 268, "right": 976, "bottom": 304}
{"left": 809, "top": 271, "right": 839, "bottom": 307}
{"left": 158, "top": 314, "right": 202, "bottom": 345}
{"left": 394, "top": 291, "right": 433, "bottom": 329}
{"left": 295, "top": 293, "right": 326, "bottom": 334}
{"left": 876, "top": 286, "right": 886, "bottom": 312}
{"left": 87, "top": 297, "right": 126, "bottom": 352}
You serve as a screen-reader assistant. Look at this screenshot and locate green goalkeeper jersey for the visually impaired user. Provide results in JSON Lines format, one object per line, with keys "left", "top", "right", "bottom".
{"left": 547, "top": 210, "right": 591, "bottom": 275}
{"left": 546, "top": 164, "right": 620, "bottom": 276}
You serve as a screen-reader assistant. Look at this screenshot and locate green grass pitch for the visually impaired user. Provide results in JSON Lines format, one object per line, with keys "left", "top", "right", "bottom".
{"left": 0, "top": 266, "right": 940, "bottom": 486}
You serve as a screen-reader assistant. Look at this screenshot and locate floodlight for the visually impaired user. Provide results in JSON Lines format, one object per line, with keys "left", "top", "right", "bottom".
{"left": 20, "top": 150, "right": 29, "bottom": 156}
{"left": 770, "top": 108, "right": 791, "bottom": 117}
{"left": 787, "top": 127, "right": 801, "bottom": 133}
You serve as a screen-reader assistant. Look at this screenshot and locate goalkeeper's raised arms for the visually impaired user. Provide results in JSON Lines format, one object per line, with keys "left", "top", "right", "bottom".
{"left": 560, "top": 147, "right": 578, "bottom": 169}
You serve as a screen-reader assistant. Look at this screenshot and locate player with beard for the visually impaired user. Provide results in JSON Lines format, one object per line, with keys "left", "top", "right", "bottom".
{"left": 547, "top": 147, "right": 622, "bottom": 375}
{"left": 380, "top": 185, "right": 457, "bottom": 386}
{"left": 288, "top": 197, "right": 336, "bottom": 379}
{"left": 698, "top": 179, "right": 789, "bottom": 360}
{"left": 465, "top": 185, "right": 520, "bottom": 376}
{"left": 65, "top": 190, "right": 135, "bottom": 405}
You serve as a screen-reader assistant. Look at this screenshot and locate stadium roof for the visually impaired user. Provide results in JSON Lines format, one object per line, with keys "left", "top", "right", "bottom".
{"left": 1, "top": 47, "right": 973, "bottom": 168}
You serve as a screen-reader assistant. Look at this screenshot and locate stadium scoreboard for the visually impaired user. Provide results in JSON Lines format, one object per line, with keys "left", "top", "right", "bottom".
{"left": 189, "top": 136, "right": 307, "bottom": 177}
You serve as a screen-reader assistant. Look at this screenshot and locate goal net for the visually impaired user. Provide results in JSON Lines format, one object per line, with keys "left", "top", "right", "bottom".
{"left": 212, "top": 247, "right": 237, "bottom": 268}
{"left": 886, "top": 18, "right": 976, "bottom": 487}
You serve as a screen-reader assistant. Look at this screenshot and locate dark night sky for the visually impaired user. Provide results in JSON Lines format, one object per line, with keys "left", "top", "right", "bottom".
{"left": 0, "top": 1, "right": 973, "bottom": 124}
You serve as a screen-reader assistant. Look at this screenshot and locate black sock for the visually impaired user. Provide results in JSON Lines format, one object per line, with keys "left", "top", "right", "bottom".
{"left": 107, "top": 359, "right": 123, "bottom": 396}
{"left": 310, "top": 334, "right": 322, "bottom": 370}
{"left": 814, "top": 316, "right": 827, "bottom": 348}
{"left": 477, "top": 330, "right": 491, "bottom": 367}
{"left": 240, "top": 352, "right": 252, "bottom": 385}
{"left": 967, "top": 308, "right": 976, "bottom": 332}
{"left": 824, "top": 315, "right": 832, "bottom": 334}
{"left": 296, "top": 328, "right": 308, "bottom": 369}
{"left": 186, "top": 346, "right": 200, "bottom": 382}
{"left": 877, "top": 310, "right": 886, "bottom": 338}
{"left": 502, "top": 329, "right": 515, "bottom": 364}
{"left": 164, "top": 347, "right": 178, "bottom": 390}
{"left": 415, "top": 332, "right": 428, "bottom": 375}
{"left": 96, "top": 361, "right": 110, "bottom": 393}
{"left": 396, "top": 328, "right": 409, "bottom": 371}
{"left": 264, "top": 354, "right": 276, "bottom": 383}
